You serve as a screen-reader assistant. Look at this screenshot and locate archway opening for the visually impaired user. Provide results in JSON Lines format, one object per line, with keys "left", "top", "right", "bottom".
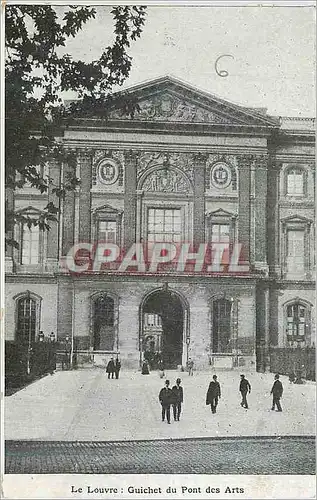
{"left": 141, "top": 290, "right": 184, "bottom": 369}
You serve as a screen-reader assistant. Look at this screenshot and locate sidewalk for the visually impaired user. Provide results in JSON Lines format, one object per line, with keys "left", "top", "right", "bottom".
{"left": 4, "top": 368, "right": 315, "bottom": 441}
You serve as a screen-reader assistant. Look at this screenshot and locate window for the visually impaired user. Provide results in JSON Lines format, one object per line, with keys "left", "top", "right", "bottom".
{"left": 93, "top": 205, "right": 123, "bottom": 246}
{"left": 93, "top": 295, "right": 115, "bottom": 350}
{"left": 287, "top": 230, "right": 305, "bottom": 273}
{"left": 145, "top": 313, "right": 162, "bottom": 327}
{"left": 98, "top": 220, "right": 117, "bottom": 244}
{"left": 211, "top": 224, "right": 230, "bottom": 243}
{"left": 286, "top": 303, "right": 309, "bottom": 345}
{"left": 212, "top": 299, "right": 232, "bottom": 352}
{"left": 16, "top": 296, "right": 37, "bottom": 344}
{"left": 147, "top": 208, "right": 182, "bottom": 243}
{"left": 21, "top": 224, "right": 40, "bottom": 265}
{"left": 286, "top": 169, "right": 304, "bottom": 196}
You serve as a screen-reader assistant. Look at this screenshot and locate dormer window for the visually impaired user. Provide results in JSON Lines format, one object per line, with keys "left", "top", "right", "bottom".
{"left": 286, "top": 168, "right": 305, "bottom": 196}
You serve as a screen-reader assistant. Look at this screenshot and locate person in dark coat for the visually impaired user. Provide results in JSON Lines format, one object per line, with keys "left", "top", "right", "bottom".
{"left": 106, "top": 357, "right": 115, "bottom": 379}
{"left": 159, "top": 379, "right": 173, "bottom": 423}
{"left": 187, "top": 358, "right": 194, "bottom": 376}
{"left": 172, "top": 378, "right": 183, "bottom": 421}
{"left": 206, "top": 374, "right": 221, "bottom": 414}
{"left": 141, "top": 360, "right": 150, "bottom": 375}
{"left": 239, "top": 374, "right": 251, "bottom": 409}
{"left": 114, "top": 358, "right": 121, "bottom": 379}
{"left": 270, "top": 373, "right": 283, "bottom": 411}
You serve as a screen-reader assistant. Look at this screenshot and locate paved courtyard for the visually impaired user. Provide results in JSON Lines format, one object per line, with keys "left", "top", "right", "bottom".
{"left": 5, "top": 437, "right": 315, "bottom": 475}
{"left": 5, "top": 368, "right": 315, "bottom": 441}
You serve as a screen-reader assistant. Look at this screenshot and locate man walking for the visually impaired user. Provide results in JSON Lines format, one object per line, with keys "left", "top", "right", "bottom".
{"left": 206, "top": 375, "right": 221, "bottom": 414}
{"left": 239, "top": 374, "right": 251, "bottom": 409}
{"left": 159, "top": 379, "right": 173, "bottom": 424}
{"left": 114, "top": 358, "right": 121, "bottom": 379}
{"left": 187, "top": 358, "right": 194, "bottom": 376}
{"left": 270, "top": 373, "right": 283, "bottom": 412}
{"left": 172, "top": 378, "right": 183, "bottom": 421}
{"left": 106, "top": 357, "right": 115, "bottom": 379}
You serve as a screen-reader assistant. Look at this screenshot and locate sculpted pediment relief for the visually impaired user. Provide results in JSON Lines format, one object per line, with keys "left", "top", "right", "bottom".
{"left": 108, "top": 93, "right": 233, "bottom": 124}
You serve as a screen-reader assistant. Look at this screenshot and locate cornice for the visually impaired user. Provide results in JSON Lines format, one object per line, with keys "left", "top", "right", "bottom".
{"left": 65, "top": 119, "right": 276, "bottom": 137}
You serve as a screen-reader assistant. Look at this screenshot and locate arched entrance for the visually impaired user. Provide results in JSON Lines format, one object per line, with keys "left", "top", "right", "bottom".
{"left": 140, "top": 288, "right": 188, "bottom": 369}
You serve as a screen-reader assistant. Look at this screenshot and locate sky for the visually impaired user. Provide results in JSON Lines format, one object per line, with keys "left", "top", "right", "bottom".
{"left": 60, "top": 5, "right": 316, "bottom": 117}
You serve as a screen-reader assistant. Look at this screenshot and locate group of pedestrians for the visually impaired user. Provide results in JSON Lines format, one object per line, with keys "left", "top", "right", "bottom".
{"left": 159, "top": 378, "right": 184, "bottom": 423}
{"left": 106, "top": 357, "right": 121, "bottom": 379}
{"left": 159, "top": 373, "right": 284, "bottom": 422}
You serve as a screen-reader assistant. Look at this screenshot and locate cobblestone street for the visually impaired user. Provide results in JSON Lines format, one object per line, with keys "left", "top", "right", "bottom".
{"left": 5, "top": 437, "right": 315, "bottom": 475}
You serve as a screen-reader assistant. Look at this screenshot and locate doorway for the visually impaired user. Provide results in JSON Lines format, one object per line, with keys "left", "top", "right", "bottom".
{"left": 140, "top": 289, "right": 187, "bottom": 369}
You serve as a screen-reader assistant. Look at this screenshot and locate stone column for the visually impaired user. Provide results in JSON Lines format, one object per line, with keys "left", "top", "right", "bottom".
{"left": 46, "top": 160, "right": 60, "bottom": 269}
{"left": 123, "top": 150, "right": 138, "bottom": 250}
{"left": 61, "top": 158, "right": 76, "bottom": 256}
{"left": 237, "top": 156, "right": 252, "bottom": 265}
{"left": 193, "top": 153, "right": 207, "bottom": 247}
{"left": 78, "top": 149, "right": 93, "bottom": 243}
{"left": 254, "top": 156, "right": 268, "bottom": 273}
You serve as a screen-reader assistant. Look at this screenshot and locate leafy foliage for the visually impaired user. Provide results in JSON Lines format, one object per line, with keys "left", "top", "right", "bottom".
{"left": 5, "top": 5, "right": 147, "bottom": 247}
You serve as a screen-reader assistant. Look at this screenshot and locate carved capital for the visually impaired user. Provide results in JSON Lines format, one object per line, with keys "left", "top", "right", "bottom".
{"left": 78, "top": 148, "right": 94, "bottom": 163}
{"left": 193, "top": 152, "right": 208, "bottom": 165}
{"left": 254, "top": 154, "right": 269, "bottom": 169}
{"left": 123, "top": 149, "right": 141, "bottom": 164}
{"left": 236, "top": 154, "right": 254, "bottom": 168}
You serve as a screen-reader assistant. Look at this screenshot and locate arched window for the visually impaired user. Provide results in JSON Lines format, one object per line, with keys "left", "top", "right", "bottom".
{"left": 212, "top": 299, "right": 232, "bottom": 352}
{"left": 286, "top": 302, "right": 311, "bottom": 346}
{"left": 15, "top": 294, "right": 41, "bottom": 344}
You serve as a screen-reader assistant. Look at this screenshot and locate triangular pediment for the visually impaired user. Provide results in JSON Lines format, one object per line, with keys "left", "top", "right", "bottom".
{"left": 93, "top": 204, "right": 123, "bottom": 215}
{"left": 206, "top": 208, "right": 237, "bottom": 219}
{"left": 106, "top": 76, "right": 279, "bottom": 127}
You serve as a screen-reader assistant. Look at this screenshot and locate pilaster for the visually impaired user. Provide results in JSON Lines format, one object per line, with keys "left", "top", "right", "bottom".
{"left": 78, "top": 149, "right": 93, "bottom": 242}
{"left": 237, "top": 155, "right": 251, "bottom": 265}
{"left": 61, "top": 160, "right": 76, "bottom": 256}
{"left": 254, "top": 155, "right": 269, "bottom": 273}
{"left": 193, "top": 153, "right": 207, "bottom": 247}
{"left": 46, "top": 160, "right": 61, "bottom": 271}
{"left": 5, "top": 188, "right": 14, "bottom": 273}
{"left": 123, "top": 150, "right": 138, "bottom": 250}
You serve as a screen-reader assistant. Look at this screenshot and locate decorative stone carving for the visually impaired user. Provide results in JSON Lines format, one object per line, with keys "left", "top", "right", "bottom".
{"left": 206, "top": 154, "right": 237, "bottom": 191}
{"left": 108, "top": 94, "right": 232, "bottom": 124}
{"left": 142, "top": 168, "right": 191, "bottom": 193}
{"left": 210, "top": 163, "right": 232, "bottom": 189}
{"left": 98, "top": 159, "right": 119, "bottom": 185}
{"left": 137, "top": 151, "right": 194, "bottom": 183}
{"left": 92, "top": 150, "right": 123, "bottom": 186}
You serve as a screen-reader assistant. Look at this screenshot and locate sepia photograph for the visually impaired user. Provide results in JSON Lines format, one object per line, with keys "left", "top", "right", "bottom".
{"left": 1, "top": 1, "right": 316, "bottom": 499}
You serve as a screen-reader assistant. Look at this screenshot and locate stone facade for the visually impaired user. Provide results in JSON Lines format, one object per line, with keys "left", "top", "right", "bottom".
{"left": 5, "top": 76, "right": 315, "bottom": 370}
